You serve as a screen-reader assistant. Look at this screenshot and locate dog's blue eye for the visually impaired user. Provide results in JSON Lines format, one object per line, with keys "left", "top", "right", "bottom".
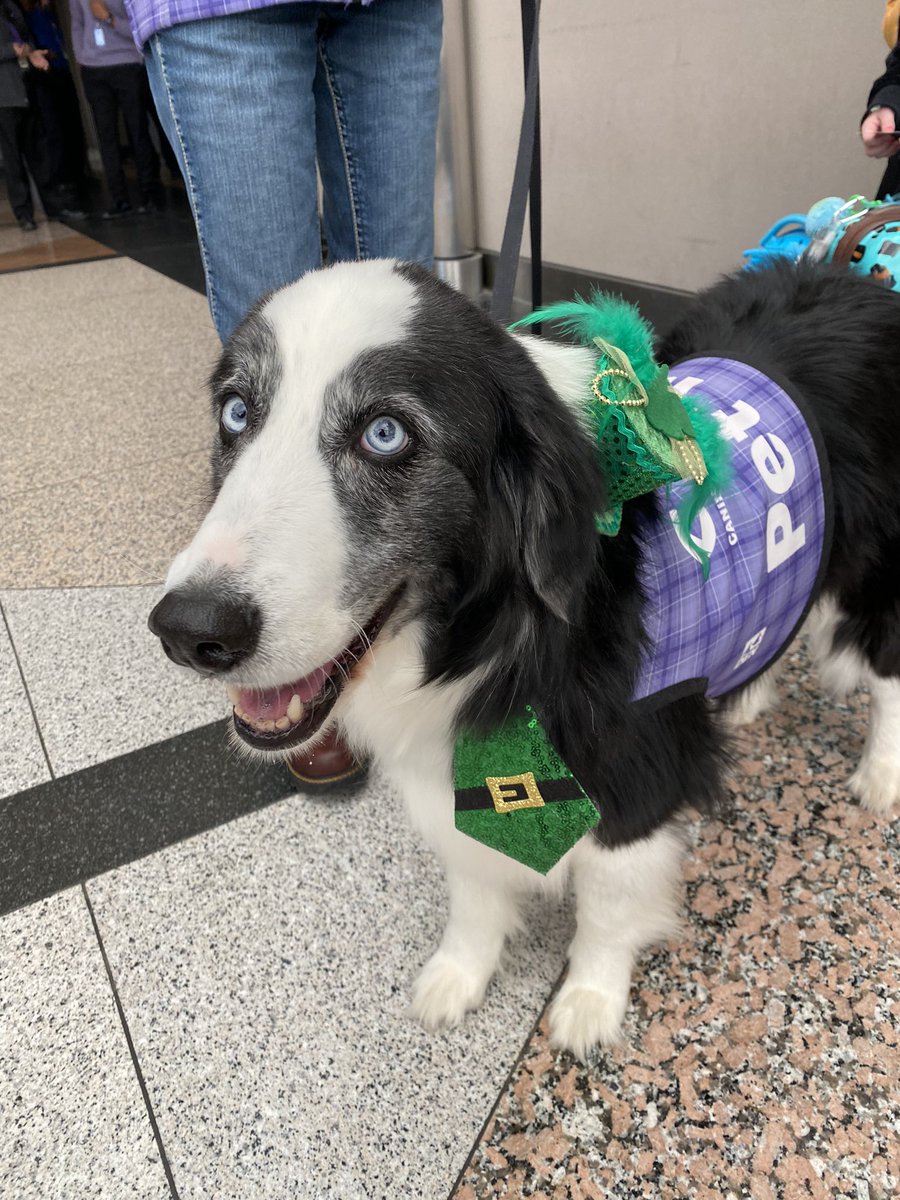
{"left": 221, "top": 396, "right": 248, "bottom": 435}
{"left": 361, "top": 415, "right": 409, "bottom": 457}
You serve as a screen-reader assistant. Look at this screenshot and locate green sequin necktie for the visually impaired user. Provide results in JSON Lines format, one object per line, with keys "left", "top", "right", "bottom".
{"left": 453, "top": 705, "right": 600, "bottom": 874}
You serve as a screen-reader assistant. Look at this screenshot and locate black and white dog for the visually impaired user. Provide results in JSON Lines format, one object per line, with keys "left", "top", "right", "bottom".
{"left": 149, "top": 259, "right": 900, "bottom": 1056}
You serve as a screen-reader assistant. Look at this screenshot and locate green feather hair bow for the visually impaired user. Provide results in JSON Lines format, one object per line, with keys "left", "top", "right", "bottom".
{"left": 513, "top": 294, "right": 732, "bottom": 575}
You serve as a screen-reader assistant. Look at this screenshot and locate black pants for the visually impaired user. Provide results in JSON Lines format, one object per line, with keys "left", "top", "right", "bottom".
{"left": 877, "top": 154, "right": 900, "bottom": 201}
{"left": 0, "top": 102, "right": 54, "bottom": 221}
{"left": 80, "top": 62, "right": 160, "bottom": 205}
{"left": 30, "top": 69, "right": 88, "bottom": 197}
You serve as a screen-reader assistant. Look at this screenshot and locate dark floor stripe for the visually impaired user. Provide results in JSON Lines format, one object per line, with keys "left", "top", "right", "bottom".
{"left": 0, "top": 721, "right": 297, "bottom": 917}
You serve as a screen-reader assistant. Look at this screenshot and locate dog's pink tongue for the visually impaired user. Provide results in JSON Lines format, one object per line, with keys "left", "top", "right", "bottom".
{"left": 236, "top": 665, "right": 332, "bottom": 720}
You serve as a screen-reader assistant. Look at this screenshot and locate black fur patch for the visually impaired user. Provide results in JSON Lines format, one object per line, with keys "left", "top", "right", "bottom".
{"left": 388, "top": 265, "right": 729, "bottom": 847}
{"left": 208, "top": 302, "right": 282, "bottom": 496}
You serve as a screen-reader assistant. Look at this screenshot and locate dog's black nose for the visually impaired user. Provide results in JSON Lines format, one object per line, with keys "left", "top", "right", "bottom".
{"left": 148, "top": 587, "right": 260, "bottom": 675}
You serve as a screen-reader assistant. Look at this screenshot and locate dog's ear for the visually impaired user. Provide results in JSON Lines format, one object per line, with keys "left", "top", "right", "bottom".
{"left": 488, "top": 366, "right": 603, "bottom": 623}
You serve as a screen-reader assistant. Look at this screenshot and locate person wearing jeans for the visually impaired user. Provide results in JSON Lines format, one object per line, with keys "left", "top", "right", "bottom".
{"left": 126, "top": 0, "right": 443, "bottom": 787}
{"left": 133, "top": 0, "right": 442, "bottom": 341}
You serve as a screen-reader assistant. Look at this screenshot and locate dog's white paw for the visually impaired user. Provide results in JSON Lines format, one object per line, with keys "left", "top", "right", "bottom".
{"left": 849, "top": 757, "right": 900, "bottom": 815}
{"left": 409, "top": 952, "right": 487, "bottom": 1030}
{"left": 548, "top": 983, "right": 628, "bottom": 1057}
{"left": 723, "top": 672, "right": 778, "bottom": 728}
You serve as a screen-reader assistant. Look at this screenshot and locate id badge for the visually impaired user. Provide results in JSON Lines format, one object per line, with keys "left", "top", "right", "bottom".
{"left": 93, "top": 24, "right": 106, "bottom": 46}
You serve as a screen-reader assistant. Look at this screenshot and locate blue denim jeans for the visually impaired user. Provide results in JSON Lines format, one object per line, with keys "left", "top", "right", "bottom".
{"left": 146, "top": 0, "right": 443, "bottom": 340}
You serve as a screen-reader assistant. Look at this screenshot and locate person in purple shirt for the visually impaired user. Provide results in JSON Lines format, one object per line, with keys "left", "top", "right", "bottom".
{"left": 125, "top": 0, "right": 443, "bottom": 791}
{"left": 68, "top": 0, "right": 162, "bottom": 217}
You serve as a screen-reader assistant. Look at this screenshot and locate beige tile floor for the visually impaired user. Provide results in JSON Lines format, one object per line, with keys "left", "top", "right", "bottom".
{"left": 1, "top": 256, "right": 218, "bottom": 589}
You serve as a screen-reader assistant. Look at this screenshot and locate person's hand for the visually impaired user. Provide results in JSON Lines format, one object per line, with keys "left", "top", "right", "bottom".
{"left": 861, "top": 107, "right": 900, "bottom": 158}
{"left": 12, "top": 41, "right": 30, "bottom": 57}
{"left": 89, "top": 0, "right": 113, "bottom": 23}
{"left": 28, "top": 49, "right": 50, "bottom": 70}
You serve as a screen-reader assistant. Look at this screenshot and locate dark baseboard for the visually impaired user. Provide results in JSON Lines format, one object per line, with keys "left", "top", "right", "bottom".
{"left": 482, "top": 252, "right": 695, "bottom": 335}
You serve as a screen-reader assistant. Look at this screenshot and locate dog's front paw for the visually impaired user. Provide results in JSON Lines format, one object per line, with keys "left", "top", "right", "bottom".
{"left": 409, "top": 952, "right": 488, "bottom": 1031}
{"left": 723, "top": 671, "right": 779, "bottom": 728}
{"left": 549, "top": 983, "right": 628, "bottom": 1057}
{"left": 849, "top": 757, "right": 900, "bottom": 815}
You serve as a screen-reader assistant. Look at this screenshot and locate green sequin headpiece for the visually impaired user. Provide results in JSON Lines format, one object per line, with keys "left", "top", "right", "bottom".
{"left": 513, "top": 293, "right": 731, "bottom": 572}
{"left": 586, "top": 337, "right": 707, "bottom": 535}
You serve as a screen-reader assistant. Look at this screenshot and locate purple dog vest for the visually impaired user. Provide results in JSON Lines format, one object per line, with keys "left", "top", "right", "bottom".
{"left": 633, "top": 356, "right": 831, "bottom": 704}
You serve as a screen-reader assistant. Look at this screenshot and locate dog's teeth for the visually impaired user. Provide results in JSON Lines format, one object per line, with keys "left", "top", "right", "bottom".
{"left": 226, "top": 685, "right": 241, "bottom": 706}
{"left": 233, "top": 699, "right": 302, "bottom": 732}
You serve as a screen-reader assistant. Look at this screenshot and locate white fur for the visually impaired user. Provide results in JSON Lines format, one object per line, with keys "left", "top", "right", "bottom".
{"left": 804, "top": 596, "right": 900, "bottom": 810}
{"left": 516, "top": 334, "right": 597, "bottom": 427}
{"left": 848, "top": 675, "right": 900, "bottom": 814}
{"left": 724, "top": 664, "right": 781, "bottom": 728}
{"left": 340, "top": 621, "right": 568, "bottom": 1030}
{"left": 807, "top": 595, "right": 870, "bottom": 698}
{"left": 167, "top": 261, "right": 417, "bottom": 690}
{"left": 549, "top": 826, "right": 685, "bottom": 1055}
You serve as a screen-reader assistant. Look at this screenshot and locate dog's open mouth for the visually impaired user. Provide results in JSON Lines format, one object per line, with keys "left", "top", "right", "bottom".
{"left": 228, "top": 590, "right": 402, "bottom": 753}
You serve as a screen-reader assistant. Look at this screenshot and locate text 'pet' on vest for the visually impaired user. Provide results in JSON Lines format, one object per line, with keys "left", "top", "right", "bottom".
{"left": 638, "top": 355, "right": 830, "bottom": 705}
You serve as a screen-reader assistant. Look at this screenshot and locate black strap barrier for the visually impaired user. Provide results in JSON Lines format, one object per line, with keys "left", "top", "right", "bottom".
{"left": 490, "top": 0, "right": 542, "bottom": 328}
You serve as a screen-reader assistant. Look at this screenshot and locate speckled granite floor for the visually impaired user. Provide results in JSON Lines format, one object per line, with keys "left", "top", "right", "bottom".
{"left": 0, "top": 222, "right": 897, "bottom": 1200}
{"left": 453, "top": 642, "right": 900, "bottom": 1199}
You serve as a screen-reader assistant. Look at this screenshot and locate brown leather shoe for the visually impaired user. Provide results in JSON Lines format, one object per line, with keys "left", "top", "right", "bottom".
{"left": 286, "top": 726, "right": 369, "bottom": 793}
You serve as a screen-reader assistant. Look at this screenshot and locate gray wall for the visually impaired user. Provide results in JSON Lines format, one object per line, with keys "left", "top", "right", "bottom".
{"left": 466, "top": 0, "right": 886, "bottom": 291}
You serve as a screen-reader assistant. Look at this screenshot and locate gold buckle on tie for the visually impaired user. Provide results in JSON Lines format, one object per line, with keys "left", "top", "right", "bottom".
{"left": 485, "top": 772, "right": 546, "bottom": 814}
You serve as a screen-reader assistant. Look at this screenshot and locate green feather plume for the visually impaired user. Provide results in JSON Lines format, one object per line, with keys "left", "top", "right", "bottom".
{"left": 513, "top": 293, "right": 733, "bottom": 576}
{"left": 675, "top": 388, "right": 733, "bottom": 557}
{"left": 513, "top": 293, "right": 658, "bottom": 385}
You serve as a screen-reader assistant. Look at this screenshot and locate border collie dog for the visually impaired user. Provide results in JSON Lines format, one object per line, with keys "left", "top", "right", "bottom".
{"left": 150, "top": 259, "right": 900, "bottom": 1056}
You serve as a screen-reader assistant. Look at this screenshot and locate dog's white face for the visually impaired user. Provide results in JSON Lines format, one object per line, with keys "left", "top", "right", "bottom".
{"left": 152, "top": 261, "right": 427, "bottom": 753}
{"left": 150, "top": 258, "right": 600, "bottom": 758}
{"left": 151, "top": 258, "right": 576, "bottom": 759}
